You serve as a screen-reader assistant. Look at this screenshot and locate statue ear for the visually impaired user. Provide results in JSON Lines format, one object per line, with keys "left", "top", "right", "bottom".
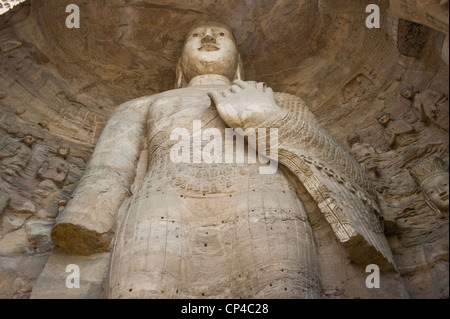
{"left": 175, "top": 59, "right": 187, "bottom": 89}
{"left": 233, "top": 54, "right": 244, "bottom": 81}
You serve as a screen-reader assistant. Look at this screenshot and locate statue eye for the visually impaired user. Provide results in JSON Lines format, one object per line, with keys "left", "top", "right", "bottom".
{"left": 192, "top": 33, "right": 199, "bottom": 38}
{"left": 219, "top": 32, "right": 225, "bottom": 37}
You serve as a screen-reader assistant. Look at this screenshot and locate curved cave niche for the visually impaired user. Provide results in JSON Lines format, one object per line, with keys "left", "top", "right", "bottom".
{"left": 0, "top": 0, "right": 448, "bottom": 299}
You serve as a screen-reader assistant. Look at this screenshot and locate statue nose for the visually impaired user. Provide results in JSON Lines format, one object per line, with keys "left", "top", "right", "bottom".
{"left": 201, "top": 35, "right": 216, "bottom": 44}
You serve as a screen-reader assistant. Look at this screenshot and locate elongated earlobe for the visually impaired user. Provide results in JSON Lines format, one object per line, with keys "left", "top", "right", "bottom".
{"left": 175, "top": 60, "right": 187, "bottom": 89}
{"left": 234, "top": 54, "right": 244, "bottom": 81}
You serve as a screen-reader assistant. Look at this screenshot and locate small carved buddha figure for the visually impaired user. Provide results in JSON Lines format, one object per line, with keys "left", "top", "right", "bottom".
{"left": 376, "top": 112, "right": 415, "bottom": 149}
{"left": 0, "top": 134, "right": 36, "bottom": 177}
{"left": 38, "top": 145, "right": 70, "bottom": 187}
{"left": 401, "top": 86, "right": 449, "bottom": 132}
{"left": 347, "top": 132, "right": 378, "bottom": 179}
{"left": 410, "top": 157, "right": 449, "bottom": 217}
{"left": 414, "top": 90, "right": 449, "bottom": 133}
{"left": 399, "top": 86, "right": 421, "bottom": 124}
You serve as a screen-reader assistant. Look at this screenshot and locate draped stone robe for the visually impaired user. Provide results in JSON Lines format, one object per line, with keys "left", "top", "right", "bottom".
{"left": 105, "top": 85, "right": 322, "bottom": 298}
{"left": 52, "top": 83, "right": 397, "bottom": 299}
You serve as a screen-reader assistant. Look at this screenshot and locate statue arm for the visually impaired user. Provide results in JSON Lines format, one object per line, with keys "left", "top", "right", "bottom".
{"left": 210, "top": 81, "right": 395, "bottom": 269}
{"left": 52, "top": 96, "right": 153, "bottom": 255}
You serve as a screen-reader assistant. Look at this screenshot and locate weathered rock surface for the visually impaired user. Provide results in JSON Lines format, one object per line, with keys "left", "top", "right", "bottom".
{"left": 0, "top": 0, "right": 448, "bottom": 299}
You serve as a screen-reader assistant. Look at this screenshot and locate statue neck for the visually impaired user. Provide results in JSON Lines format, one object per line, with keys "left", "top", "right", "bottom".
{"left": 188, "top": 74, "right": 232, "bottom": 87}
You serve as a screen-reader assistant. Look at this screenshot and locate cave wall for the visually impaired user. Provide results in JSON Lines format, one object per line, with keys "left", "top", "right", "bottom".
{"left": 0, "top": 0, "right": 448, "bottom": 298}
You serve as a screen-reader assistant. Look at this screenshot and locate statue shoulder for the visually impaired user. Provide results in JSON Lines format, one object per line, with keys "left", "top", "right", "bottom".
{"left": 112, "top": 94, "right": 160, "bottom": 117}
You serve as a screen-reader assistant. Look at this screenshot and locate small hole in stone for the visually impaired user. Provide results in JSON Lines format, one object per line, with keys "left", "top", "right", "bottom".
{"left": 285, "top": 288, "right": 287, "bottom": 291}
{"left": 129, "top": 289, "right": 133, "bottom": 292}
{"left": 270, "top": 283, "right": 272, "bottom": 287}
{"left": 202, "top": 293, "right": 205, "bottom": 296}
{"left": 281, "top": 269, "right": 284, "bottom": 272}
{"left": 204, "top": 243, "right": 208, "bottom": 247}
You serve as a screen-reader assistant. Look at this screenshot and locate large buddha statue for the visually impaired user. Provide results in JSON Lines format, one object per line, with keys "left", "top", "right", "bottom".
{"left": 52, "top": 21, "right": 404, "bottom": 298}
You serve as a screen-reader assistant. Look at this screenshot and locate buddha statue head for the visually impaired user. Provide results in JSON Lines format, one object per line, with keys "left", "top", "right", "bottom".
{"left": 400, "top": 86, "right": 419, "bottom": 100}
{"left": 23, "top": 134, "right": 37, "bottom": 147}
{"left": 57, "top": 145, "right": 70, "bottom": 159}
{"left": 376, "top": 111, "right": 392, "bottom": 127}
{"left": 410, "top": 157, "right": 449, "bottom": 217}
{"left": 176, "top": 21, "right": 244, "bottom": 88}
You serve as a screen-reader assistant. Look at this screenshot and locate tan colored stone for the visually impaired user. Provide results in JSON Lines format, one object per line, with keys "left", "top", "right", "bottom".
{"left": 30, "top": 248, "right": 110, "bottom": 299}
{"left": 51, "top": 21, "right": 407, "bottom": 299}
{"left": 0, "top": 0, "right": 447, "bottom": 299}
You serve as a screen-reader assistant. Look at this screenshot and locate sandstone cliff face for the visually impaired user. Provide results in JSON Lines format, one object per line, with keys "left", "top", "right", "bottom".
{"left": 0, "top": 0, "right": 448, "bottom": 299}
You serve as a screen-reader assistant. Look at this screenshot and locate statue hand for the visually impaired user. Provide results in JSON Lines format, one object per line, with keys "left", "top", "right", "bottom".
{"left": 208, "top": 80, "right": 283, "bottom": 129}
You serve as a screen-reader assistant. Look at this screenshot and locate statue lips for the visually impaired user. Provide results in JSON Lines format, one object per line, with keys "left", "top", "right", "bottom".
{"left": 199, "top": 44, "right": 219, "bottom": 52}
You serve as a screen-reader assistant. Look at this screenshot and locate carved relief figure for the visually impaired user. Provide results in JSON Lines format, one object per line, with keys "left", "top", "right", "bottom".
{"left": 398, "top": 86, "right": 421, "bottom": 125}
{"left": 0, "top": 134, "right": 36, "bottom": 177}
{"left": 38, "top": 145, "right": 70, "bottom": 187}
{"left": 412, "top": 89, "right": 449, "bottom": 133}
{"left": 410, "top": 157, "right": 449, "bottom": 217}
{"left": 400, "top": 86, "right": 449, "bottom": 132}
{"left": 52, "top": 21, "right": 403, "bottom": 298}
{"left": 376, "top": 111, "right": 416, "bottom": 149}
{"left": 347, "top": 132, "right": 379, "bottom": 179}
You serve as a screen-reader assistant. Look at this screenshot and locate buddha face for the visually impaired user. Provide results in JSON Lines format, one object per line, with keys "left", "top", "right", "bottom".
{"left": 377, "top": 113, "right": 391, "bottom": 126}
{"left": 57, "top": 147, "right": 70, "bottom": 159}
{"left": 23, "top": 135, "right": 36, "bottom": 147}
{"left": 179, "top": 22, "right": 239, "bottom": 83}
{"left": 400, "top": 87, "right": 418, "bottom": 100}
{"left": 422, "top": 173, "right": 449, "bottom": 212}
